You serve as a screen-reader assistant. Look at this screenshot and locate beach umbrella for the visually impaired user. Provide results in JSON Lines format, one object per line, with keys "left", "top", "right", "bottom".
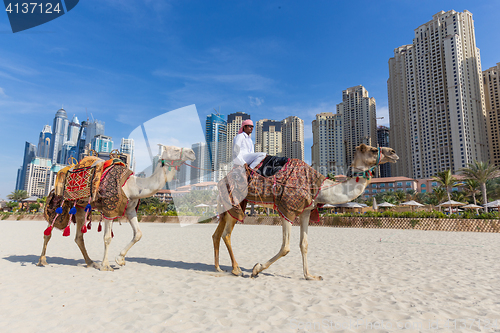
{"left": 400, "top": 200, "right": 424, "bottom": 212}
{"left": 322, "top": 204, "right": 335, "bottom": 208}
{"left": 194, "top": 203, "right": 209, "bottom": 208}
{"left": 373, "top": 197, "right": 378, "bottom": 210}
{"left": 400, "top": 200, "right": 424, "bottom": 207}
{"left": 335, "top": 202, "right": 363, "bottom": 208}
{"left": 460, "top": 203, "right": 482, "bottom": 209}
{"left": 377, "top": 202, "right": 396, "bottom": 207}
{"left": 438, "top": 200, "right": 466, "bottom": 207}
{"left": 484, "top": 200, "right": 500, "bottom": 208}
{"left": 438, "top": 200, "right": 466, "bottom": 214}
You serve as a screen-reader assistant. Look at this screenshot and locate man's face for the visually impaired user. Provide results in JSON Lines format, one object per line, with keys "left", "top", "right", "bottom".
{"left": 243, "top": 124, "right": 254, "bottom": 135}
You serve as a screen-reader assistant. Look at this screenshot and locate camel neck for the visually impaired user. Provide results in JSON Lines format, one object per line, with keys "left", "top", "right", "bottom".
{"left": 315, "top": 177, "right": 370, "bottom": 205}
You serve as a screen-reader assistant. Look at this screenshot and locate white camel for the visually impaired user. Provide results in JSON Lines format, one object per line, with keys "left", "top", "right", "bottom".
{"left": 38, "top": 145, "right": 196, "bottom": 271}
{"left": 212, "top": 144, "right": 398, "bottom": 280}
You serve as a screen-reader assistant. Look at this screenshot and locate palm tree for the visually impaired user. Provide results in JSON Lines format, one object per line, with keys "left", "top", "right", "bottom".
{"left": 393, "top": 190, "right": 406, "bottom": 204}
{"left": 462, "top": 179, "right": 480, "bottom": 205}
{"left": 432, "top": 170, "right": 458, "bottom": 202}
{"left": 405, "top": 189, "right": 417, "bottom": 201}
{"left": 459, "top": 161, "right": 500, "bottom": 213}
{"left": 7, "top": 190, "right": 28, "bottom": 202}
{"left": 430, "top": 187, "right": 447, "bottom": 207}
{"left": 451, "top": 191, "right": 466, "bottom": 203}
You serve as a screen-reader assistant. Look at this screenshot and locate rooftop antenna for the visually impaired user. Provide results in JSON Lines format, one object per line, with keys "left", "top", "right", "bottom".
{"left": 90, "top": 113, "right": 95, "bottom": 122}
{"left": 86, "top": 108, "right": 89, "bottom": 122}
{"left": 213, "top": 107, "right": 221, "bottom": 116}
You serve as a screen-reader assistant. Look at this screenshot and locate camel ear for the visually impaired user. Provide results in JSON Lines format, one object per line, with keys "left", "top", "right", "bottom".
{"left": 357, "top": 144, "right": 368, "bottom": 153}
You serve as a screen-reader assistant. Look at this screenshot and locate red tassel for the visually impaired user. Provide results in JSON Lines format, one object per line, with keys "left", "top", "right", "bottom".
{"left": 87, "top": 221, "right": 92, "bottom": 230}
{"left": 356, "top": 176, "right": 359, "bottom": 182}
{"left": 98, "top": 222, "right": 102, "bottom": 232}
{"left": 44, "top": 226, "right": 53, "bottom": 236}
{"left": 81, "top": 224, "right": 87, "bottom": 234}
{"left": 111, "top": 231, "right": 114, "bottom": 238}
{"left": 63, "top": 225, "right": 71, "bottom": 237}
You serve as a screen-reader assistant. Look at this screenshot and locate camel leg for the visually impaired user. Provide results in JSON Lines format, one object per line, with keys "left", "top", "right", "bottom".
{"left": 221, "top": 214, "right": 242, "bottom": 276}
{"left": 212, "top": 212, "right": 227, "bottom": 272}
{"left": 299, "top": 211, "right": 322, "bottom": 280}
{"left": 74, "top": 208, "right": 98, "bottom": 269}
{"left": 37, "top": 227, "right": 51, "bottom": 266}
{"left": 252, "top": 219, "right": 291, "bottom": 278}
{"left": 115, "top": 199, "right": 142, "bottom": 266}
{"left": 100, "top": 219, "right": 114, "bottom": 271}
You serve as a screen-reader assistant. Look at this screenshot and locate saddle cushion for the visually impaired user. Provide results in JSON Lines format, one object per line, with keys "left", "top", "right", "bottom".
{"left": 219, "top": 159, "right": 326, "bottom": 223}
{"left": 255, "top": 155, "right": 289, "bottom": 177}
{"left": 55, "top": 156, "right": 104, "bottom": 201}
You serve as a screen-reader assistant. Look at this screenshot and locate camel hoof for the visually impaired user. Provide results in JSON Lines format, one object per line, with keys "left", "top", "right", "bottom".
{"left": 37, "top": 258, "right": 47, "bottom": 267}
{"left": 231, "top": 267, "right": 243, "bottom": 277}
{"left": 251, "top": 263, "right": 263, "bottom": 278}
{"left": 115, "top": 256, "right": 126, "bottom": 266}
{"left": 87, "top": 262, "right": 99, "bottom": 269}
{"left": 215, "top": 266, "right": 223, "bottom": 273}
{"left": 305, "top": 275, "right": 323, "bottom": 281}
{"left": 99, "top": 264, "right": 114, "bottom": 271}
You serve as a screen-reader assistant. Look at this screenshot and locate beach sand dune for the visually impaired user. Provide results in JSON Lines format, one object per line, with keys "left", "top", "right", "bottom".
{"left": 1, "top": 220, "right": 500, "bottom": 332}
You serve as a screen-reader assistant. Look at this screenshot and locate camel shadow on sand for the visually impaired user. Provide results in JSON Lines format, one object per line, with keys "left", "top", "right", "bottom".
{"left": 2, "top": 255, "right": 274, "bottom": 277}
{"left": 3, "top": 254, "right": 86, "bottom": 266}
{"left": 126, "top": 257, "right": 275, "bottom": 277}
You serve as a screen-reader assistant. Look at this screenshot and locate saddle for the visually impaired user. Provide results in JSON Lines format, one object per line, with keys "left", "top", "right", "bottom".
{"left": 44, "top": 156, "right": 132, "bottom": 237}
{"left": 218, "top": 159, "right": 326, "bottom": 224}
{"left": 255, "top": 155, "right": 289, "bottom": 177}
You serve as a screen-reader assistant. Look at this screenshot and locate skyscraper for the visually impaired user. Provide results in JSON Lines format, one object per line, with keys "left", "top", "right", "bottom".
{"left": 49, "top": 108, "right": 69, "bottom": 164}
{"left": 92, "top": 134, "right": 113, "bottom": 153}
{"left": 205, "top": 113, "right": 227, "bottom": 181}
{"left": 225, "top": 112, "right": 251, "bottom": 164}
{"left": 15, "top": 142, "right": 36, "bottom": 191}
{"left": 311, "top": 112, "right": 345, "bottom": 176}
{"left": 388, "top": 10, "right": 489, "bottom": 178}
{"left": 337, "top": 85, "right": 377, "bottom": 168}
{"left": 281, "top": 116, "right": 305, "bottom": 161}
{"left": 483, "top": 63, "right": 500, "bottom": 166}
{"left": 120, "top": 138, "right": 135, "bottom": 171}
{"left": 255, "top": 119, "right": 282, "bottom": 156}
{"left": 377, "top": 126, "right": 391, "bottom": 177}
{"left": 191, "top": 142, "right": 209, "bottom": 184}
{"left": 85, "top": 119, "right": 105, "bottom": 148}
{"left": 36, "top": 125, "right": 52, "bottom": 159}
{"left": 67, "top": 115, "right": 80, "bottom": 144}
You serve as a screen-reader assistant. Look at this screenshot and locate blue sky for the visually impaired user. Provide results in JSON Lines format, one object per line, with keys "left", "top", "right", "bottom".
{"left": 1, "top": 0, "right": 500, "bottom": 199}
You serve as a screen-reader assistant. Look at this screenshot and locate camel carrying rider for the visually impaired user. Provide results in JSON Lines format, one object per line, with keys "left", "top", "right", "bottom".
{"left": 232, "top": 119, "right": 266, "bottom": 169}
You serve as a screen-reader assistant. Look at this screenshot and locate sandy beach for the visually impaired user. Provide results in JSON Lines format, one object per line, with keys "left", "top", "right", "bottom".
{"left": 1, "top": 220, "right": 500, "bottom": 332}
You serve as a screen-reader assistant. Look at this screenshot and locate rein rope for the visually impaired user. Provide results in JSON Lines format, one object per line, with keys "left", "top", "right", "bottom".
{"left": 161, "top": 148, "right": 185, "bottom": 171}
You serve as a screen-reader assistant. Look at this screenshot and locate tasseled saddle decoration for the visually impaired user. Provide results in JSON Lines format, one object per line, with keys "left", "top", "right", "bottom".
{"left": 44, "top": 201, "right": 65, "bottom": 236}
{"left": 63, "top": 203, "right": 77, "bottom": 237}
{"left": 81, "top": 199, "right": 92, "bottom": 234}
{"left": 97, "top": 213, "right": 103, "bottom": 232}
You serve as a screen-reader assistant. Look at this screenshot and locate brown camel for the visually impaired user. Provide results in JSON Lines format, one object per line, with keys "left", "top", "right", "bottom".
{"left": 212, "top": 144, "right": 398, "bottom": 280}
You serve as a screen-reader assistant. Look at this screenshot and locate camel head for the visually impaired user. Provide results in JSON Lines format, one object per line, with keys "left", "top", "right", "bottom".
{"left": 351, "top": 144, "right": 398, "bottom": 172}
{"left": 158, "top": 145, "right": 196, "bottom": 166}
